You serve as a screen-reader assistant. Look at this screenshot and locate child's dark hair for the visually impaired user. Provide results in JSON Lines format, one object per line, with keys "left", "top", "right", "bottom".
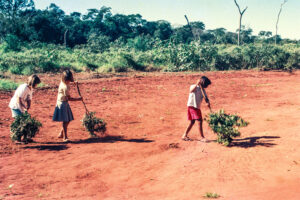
{"left": 27, "top": 74, "right": 41, "bottom": 87}
{"left": 200, "top": 76, "right": 211, "bottom": 88}
{"left": 62, "top": 69, "right": 74, "bottom": 83}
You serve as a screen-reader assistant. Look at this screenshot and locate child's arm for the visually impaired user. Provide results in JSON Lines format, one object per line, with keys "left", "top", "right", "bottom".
{"left": 67, "top": 95, "right": 82, "bottom": 101}
{"left": 200, "top": 86, "right": 212, "bottom": 112}
{"left": 26, "top": 99, "right": 31, "bottom": 110}
{"left": 17, "top": 97, "right": 25, "bottom": 109}
{"left": 190, "top": 80, "right": 201, "bottom": 93}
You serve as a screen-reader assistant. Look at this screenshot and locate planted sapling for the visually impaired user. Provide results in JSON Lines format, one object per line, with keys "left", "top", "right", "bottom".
{"left": 10, "top": 112, "right": 42, "bottom": 142}
{"left": 206, "top": 109, "right": 249, "bottom": 146}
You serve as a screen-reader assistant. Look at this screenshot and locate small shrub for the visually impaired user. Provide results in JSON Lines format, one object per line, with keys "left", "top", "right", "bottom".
{"left": 10, "top": 112, "right": 42, "bottom": 141}
{"left": 203, "top": 192, "right": 220, "bottom": 198}
{"left": 206, "top": 110, "right": 249, "bottom": 146}
{"left": 82, "top": 112, "right": 106, "bottom": 137}
{"left": 0, "top": 79, "right": 19, "bottom": 91}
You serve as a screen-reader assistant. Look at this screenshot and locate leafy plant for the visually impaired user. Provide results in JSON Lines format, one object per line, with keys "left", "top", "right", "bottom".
{"left": 203, "top": 192, "right": 220, "bottom": 198}
{"left": 206, "top": 110, "right": 249, "bottom": 146}
{"left": 10, "top": 112, "right": 42, "bottom": 141}
{"left": 82, "top": 112, "right": 106, "bottom": 137}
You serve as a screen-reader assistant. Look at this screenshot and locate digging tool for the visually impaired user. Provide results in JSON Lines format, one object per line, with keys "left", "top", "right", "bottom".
{"left": 200, "top": 85, "right": 212, "bottom": 113}
{"left": 76, "top": 82, "right": 89, "bottom": 114}
{"left": 75, "top": 81, "right": 107, "bottom": 137}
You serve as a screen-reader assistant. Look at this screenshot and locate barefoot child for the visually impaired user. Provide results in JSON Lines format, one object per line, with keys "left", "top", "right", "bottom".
{"left": 182, "top": 76, "right": 211, "bottom": 142}
{"left": 9, "top": 75, "right": 41, "bottom": 142}
{"left": 52, "top": 70, "right": 82, "bottom": 142}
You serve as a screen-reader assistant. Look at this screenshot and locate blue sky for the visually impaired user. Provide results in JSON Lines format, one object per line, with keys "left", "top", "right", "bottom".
{"left": 34, "top": 0, "right": 300, "bottom": 40}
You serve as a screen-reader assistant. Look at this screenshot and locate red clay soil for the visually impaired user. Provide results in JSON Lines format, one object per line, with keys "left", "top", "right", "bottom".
{"left": 1, "top": 71, "right": 300, "bottom": 200}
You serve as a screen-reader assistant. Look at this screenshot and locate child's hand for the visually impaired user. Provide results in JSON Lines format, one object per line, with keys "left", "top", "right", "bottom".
{"left": 207, "top": 102, "right": 212, "bottom": 112}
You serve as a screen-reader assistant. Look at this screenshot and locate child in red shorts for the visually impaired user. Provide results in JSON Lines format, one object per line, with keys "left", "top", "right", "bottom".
{"left": 182, "top": 76, "right": 212, "bottom": 142}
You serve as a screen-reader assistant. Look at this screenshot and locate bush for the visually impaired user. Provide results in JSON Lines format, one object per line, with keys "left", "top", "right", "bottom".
{"left": 206, "top": 110, "right": 249, "bottom": 146}
{"left": 82, "top": 112, "right": 106, "bottom": 137}
{"left": 3, "top": 34, "right": 22, "bottom": 52}
{"left": 87, "top": 34, "right": 111, "bottom": 53}
{"left": 10, "top": 112, "right": 42, "bottom": 141}
{"left": 1, "top": 41, "right": 299, "bottom": 74}
{"left": 0, "top": 79, "right": 19, "bottom": 91}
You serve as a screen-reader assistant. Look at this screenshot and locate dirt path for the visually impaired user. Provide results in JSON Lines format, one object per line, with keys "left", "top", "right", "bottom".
{"left": 1, "top": 71, "right": 300, "bottom": 199}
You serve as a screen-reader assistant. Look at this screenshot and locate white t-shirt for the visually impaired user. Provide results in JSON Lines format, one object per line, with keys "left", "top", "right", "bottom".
{"left": 187, "top": 85, "right": 207, "bottom": 109}
{"left": 9, "top": 83, "right": 33, "bottom": 112}
{"left": 56, "top": 81, "right": 70, "bottom": 107}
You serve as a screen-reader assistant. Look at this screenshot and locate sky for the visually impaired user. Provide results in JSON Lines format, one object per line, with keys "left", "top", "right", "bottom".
{"left": 34, "top": 0, "right": 300, "bottom": 40}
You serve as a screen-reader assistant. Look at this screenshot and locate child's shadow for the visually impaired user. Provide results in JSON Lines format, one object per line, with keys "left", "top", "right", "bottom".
{"left": 22, "top": 144, "right": 68, "bottom": 151}
{"left": 41, "top": 135, "right": 154, "bottom": 145}
{"left": 70, "top": 135, "right": 154, "bottom": 144}
{"left": 230, "top": 136, "right": 280, "bottom": 148}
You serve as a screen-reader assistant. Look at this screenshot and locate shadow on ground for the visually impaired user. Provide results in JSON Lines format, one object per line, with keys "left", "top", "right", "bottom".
{"left": 71, "top": 135, "right": 154, "bottom": 144}
{"left": 42, "top": 135, "right": 154, "bottom": 145}
{"left": 230, "top": 136, "right": 280, "bottom": 148}
{"left": 22, "top": 144, "right": 68, "bottom": 151}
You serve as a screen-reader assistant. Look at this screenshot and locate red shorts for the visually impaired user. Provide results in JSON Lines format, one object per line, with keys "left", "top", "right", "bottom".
{"left": 187, "top": 106, "right": 202, "bottom": 121}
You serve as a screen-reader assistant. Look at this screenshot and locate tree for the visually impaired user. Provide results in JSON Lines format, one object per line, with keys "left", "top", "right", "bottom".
{"left": 208, "top": 28, "right": 227, "bottom": 44}
{"left": 0, "top": 0, "right": 35, "bottom": 38}
{"left": 240, "top": 26, "right": 253, "bottom": 44}
{"left": 184, "top": 15, "right": 205, "bottom": 41}
{"left": 258, "top": 31, "right": 273, "bottom": 43}
{"left": 275, "top": 0, "right": 288, "bottom": 45}
{"left": 234, "top": 0, "right": 248, "bottom": 46}
{"left": 153, "top": 20, "right": 172, "bottom": 40}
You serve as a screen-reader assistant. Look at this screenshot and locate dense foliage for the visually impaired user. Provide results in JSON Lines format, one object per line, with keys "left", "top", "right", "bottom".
{"left": 206, "top": 110, "right": 249, "bottom": 146}
{"left": 10, "top": 112, "right": 42, "bottom": 141}
{"left": 0, "top": 1, "right": 299, "bottom": 74}
{"left": 0, "top": 79, "right": 19, "bottom": 90}
{"left": 0, "top": 42, "right": 299, "bottom": 75}
{"left": 82, "top": 112, "right": 106, "bottom": 137}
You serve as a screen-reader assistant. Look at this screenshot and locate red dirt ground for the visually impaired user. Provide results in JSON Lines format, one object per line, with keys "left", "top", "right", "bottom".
{"left": 1, "top": 71, "right": 300, "bottom": 200}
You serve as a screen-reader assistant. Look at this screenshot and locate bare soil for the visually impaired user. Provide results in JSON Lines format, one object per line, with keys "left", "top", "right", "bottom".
{"left": 1, "top": 71, "right": 300, "bottom": 200}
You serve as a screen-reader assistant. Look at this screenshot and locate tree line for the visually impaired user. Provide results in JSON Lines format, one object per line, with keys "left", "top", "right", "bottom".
{"left": 0, "top": 0, "right": 298, "bottom": 50}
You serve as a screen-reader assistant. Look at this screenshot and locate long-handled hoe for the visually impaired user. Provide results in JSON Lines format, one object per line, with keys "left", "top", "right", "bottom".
{"left": 76, "top": 82, "right": 106, "bottom": 137}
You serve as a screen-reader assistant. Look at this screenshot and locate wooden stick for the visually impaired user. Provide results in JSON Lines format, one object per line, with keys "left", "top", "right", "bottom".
{"left": 76, "top": 82, "right": 89, "bottom": 114}
{"left": 199, "top": 85, "right": 212, "bottom": 113}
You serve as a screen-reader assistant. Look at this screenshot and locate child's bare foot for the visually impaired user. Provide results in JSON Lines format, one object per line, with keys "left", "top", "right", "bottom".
{"left": 15, "top": 140, "right": 26, "bottom": 145}
{"left": 182, "top": 136, "right": 192, "bottom": 141}
{"left": 24, "top": 138, "right": 35, "bottom": 143}
{"left": 63, "top": 138, "right": 69, "bottom": 142}
{"left": 199, "top": 137, "right": 207, "bottom": 142}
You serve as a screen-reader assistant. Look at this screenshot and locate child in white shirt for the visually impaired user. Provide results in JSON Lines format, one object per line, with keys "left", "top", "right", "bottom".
{"left": 182, "top": 76, "right": 211, "bottom": 142}
{"left": 9, "top": 75, "right": 41, "bottom": 117}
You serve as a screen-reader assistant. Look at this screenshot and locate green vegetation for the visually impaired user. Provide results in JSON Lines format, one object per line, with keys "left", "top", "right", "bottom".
{"left": 0, "top": 1, "right": 299, "bottom": 74}
{"left": 203, "top": 192, "right": 220, "bottom": 198}
{"left": 206, "top": 110, "right": 249, "bottom": 146}
{"left": 0, "top": 43, "right": 299, "bottom": 75}
{"left": 0, "top": 79, "right": 19, "bottom": 91}
{"left": 10, "top": 112, "right": 42, "bottom": 141}
{"left": 82, "top": 112, "right": 106, "bottom": 137}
